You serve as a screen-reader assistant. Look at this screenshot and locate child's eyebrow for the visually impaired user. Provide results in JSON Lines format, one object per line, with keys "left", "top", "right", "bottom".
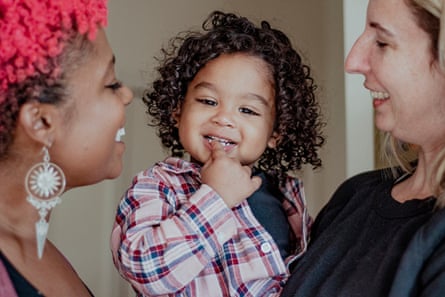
{"left": 244, "top": 93, "right": 271, "bottom": 107}
{"left": 193, "top": 81, "right": 216, "bottom": 92}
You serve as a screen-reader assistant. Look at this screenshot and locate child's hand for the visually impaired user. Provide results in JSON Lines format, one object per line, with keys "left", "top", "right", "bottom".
{"left": 201, "top": 142, "right": 262, "bottom": 208}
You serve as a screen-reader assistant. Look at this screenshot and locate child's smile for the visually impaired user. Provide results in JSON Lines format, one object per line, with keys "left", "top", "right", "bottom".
{"left": 204, "top": 134, "right": 237, "bottom": 153}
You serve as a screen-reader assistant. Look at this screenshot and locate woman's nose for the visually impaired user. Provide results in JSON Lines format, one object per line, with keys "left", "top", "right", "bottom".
{"left": 345, "top": 33, "right": 371, "bottom": 75}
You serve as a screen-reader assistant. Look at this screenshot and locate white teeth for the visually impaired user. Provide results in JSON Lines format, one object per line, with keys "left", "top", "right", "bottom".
{"left": 115, "top": 128, "right": 125, "bottom": 142}
{"left": 206, "top": 135, "right": 233, "bottom": 146}
{"left": 370, "top": 91, "right": 389, "bottom": 99}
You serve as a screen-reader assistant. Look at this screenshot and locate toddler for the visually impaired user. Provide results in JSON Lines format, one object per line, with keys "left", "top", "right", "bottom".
{"left": 111, "top": 11, "right": 324, "bottom": 297}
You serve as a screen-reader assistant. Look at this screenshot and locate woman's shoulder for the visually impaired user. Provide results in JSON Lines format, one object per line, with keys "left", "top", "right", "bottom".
{"left": 343, "top": 167, "right": 392, "bottom": 187}
{"left": 310, "top": 168, "right": 395, "bottom": 235}
{"left": 389, "top": 207, "right": 445, "bottom": 297}
{"left": 328, "top": 168, "right": 391, "bottom": 204}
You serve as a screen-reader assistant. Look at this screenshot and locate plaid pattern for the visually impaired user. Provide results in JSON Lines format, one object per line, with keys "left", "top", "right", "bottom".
{"left": 111, "top": 157, "right": 310, "bottom": 297}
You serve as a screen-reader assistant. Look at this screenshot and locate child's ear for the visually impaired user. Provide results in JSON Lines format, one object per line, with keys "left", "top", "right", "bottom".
{"left": 172, "top": 107, "right": 181, "bottom": 128}
{"left": 18, "top": 101, "right": 59, "bottom": 145}
{"left": 267, "top": 132, "right": 281, "bottom": 149}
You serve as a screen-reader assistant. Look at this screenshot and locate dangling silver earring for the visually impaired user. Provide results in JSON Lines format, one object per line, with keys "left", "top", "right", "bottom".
{"left": 25, "top": 146, "right": 66, "bottom": 259}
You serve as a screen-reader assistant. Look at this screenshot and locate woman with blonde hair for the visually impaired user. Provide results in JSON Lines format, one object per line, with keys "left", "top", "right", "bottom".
{"left": 282, "top": 0, "right": 445, "bottom": 296}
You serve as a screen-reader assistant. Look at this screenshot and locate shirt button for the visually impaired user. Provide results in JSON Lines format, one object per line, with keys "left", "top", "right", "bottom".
{"left": 261, "top": 242, "right": 272, "bottom": 253}
{"left": 216, "top": 232, "right": 225, "bottom": 242}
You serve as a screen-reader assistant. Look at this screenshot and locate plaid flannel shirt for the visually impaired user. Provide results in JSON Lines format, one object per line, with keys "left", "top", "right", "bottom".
{"left": 111, "top": 157, "right": 310, "bottom": 297}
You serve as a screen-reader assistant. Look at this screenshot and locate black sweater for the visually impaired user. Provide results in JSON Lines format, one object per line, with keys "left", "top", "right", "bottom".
{"left": 389, "top": 207, "right": 445, "bottom": 297}
{"left": 281, "top": 169, "right": 435, "bottom": 297}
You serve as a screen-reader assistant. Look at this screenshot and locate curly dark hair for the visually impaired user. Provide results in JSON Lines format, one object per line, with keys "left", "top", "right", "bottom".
{"left": 0, "top": 0, "right": 106, "bottom": 159}
{"left": 143, "top": 11, "right": 325, "bottom": 184}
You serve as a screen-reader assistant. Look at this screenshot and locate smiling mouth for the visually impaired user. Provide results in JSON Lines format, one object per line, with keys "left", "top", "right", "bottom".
{"left": 204, "top": 135, "right": 236, "bottom": 146}
{"left": 115, "top": 128, "right": 125, "bottom": 142}
{"left": 370, "top": 91, "right": 389, "bottom": 99}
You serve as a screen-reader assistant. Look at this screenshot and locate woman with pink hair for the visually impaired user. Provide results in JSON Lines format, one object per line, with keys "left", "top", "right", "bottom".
{"left": 0, "top": 1, "right": 133, "bottom": 296}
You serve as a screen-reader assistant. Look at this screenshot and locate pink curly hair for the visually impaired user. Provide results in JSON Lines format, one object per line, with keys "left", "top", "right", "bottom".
{"left": 0, "top": 0, "right": 108, "bottom": 100}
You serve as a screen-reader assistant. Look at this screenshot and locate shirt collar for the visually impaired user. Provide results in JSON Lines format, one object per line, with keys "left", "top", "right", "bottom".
{"left": 160, "top": 157, "right": 202, "bottom": 175}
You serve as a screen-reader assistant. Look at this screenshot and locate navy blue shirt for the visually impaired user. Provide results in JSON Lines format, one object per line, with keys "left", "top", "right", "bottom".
{"left": 248, "top": 171, "right": 291, "bottom": 259}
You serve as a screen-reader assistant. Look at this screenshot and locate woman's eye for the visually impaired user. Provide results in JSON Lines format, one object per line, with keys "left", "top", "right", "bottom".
{"left": 197, "top": 98, "right": 216, "bottom": 106}
{"left": 376, "top": 40, "right": 388, "bottom": 48}
{"left": 239, "top": 107, "right": 259, "bottom": 116}
{"left": 106, "top": 81, "right": 123, "bottom": 91}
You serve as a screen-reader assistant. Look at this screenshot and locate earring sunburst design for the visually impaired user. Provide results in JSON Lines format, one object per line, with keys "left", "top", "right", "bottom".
{"left": 25, "top": 147, "right": 66, "bottom": 259}
{"left": 28, "top": 163, "right": 63, "bottom": 198}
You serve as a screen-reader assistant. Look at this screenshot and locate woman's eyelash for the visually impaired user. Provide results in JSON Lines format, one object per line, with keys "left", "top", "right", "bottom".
{"left": 376, "top": 40, "right": 388, "bottom": 48}
{"left": 106, "top": 81, "right": 122, "bottom": 90}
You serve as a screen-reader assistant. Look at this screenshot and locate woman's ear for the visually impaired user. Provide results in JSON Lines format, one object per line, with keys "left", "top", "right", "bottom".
{"left": 267, "top": 131, "right": 281, "bottom": 149}
{"left": 18, "top": 101, "right": 59, "bottom": 145}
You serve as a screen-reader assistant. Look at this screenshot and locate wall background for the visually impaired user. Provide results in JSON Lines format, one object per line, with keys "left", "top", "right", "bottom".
{"left": 48, "top": 1, "right": 371, "bottom": 296}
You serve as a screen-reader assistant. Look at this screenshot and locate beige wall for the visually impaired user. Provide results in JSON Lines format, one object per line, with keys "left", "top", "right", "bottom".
{"left": 47, "top": 1, "right": 362, "bottom": 296}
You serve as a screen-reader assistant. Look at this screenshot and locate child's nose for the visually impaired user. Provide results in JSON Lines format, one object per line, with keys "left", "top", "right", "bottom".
{"left": 211, "top": 109, "right": 235, "bottom": 128}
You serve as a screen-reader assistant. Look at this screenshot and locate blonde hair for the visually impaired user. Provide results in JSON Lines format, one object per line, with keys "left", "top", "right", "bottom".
{"left": 413, "top": 0, "right": 445, "bottom": 68}
{"left": 433, "top": 148, "right": 445, "bottom": 208}
{"left": 379, "top": 133, "right": 417, "bottom": 177}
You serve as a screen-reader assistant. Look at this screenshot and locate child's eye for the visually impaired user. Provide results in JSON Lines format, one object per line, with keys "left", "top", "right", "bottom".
{"left": 239, "top": 107, "right": 260, "bottom": 116}
{"left": 196, "top": 98, "right": 217, "bottom": 106}
{"left": 106, "top": 81, "right": 123, "bottom": 91}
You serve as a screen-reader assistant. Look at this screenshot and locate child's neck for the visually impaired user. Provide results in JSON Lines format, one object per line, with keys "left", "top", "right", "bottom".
{"left": 189, "top": 156, "right": 203, "bottom": 166}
